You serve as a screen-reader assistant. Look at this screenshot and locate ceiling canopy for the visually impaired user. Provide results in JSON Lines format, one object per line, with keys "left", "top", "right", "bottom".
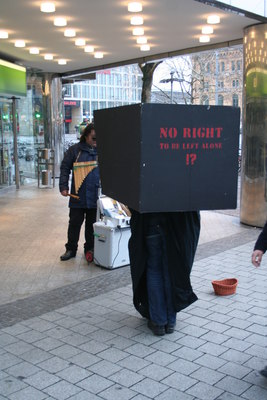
{"left": 0, "top": 0, "right": 265, "bottom": 77}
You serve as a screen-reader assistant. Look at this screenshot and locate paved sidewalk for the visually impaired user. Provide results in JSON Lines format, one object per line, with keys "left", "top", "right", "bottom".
{"left": 0, "top": 184, "right": 266, "bottom": 399}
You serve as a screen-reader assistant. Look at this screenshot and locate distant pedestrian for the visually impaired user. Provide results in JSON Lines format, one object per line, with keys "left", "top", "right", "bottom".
{"left": 251, "top": 221, "right": 267, "bottom": 378}
{"left": 59, "top": 123, "right": 99, "bottom": 263}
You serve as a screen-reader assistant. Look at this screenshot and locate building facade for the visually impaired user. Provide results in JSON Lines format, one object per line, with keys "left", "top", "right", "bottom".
{"left": 192, "top": 46, "right": 243, "bottom": 112}
{"left": 63, "top": 65, "right": 143, "bottom": 135}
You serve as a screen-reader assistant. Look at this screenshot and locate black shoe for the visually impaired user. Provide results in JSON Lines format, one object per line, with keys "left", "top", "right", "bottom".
{"left": 260, "top": 366, "right": 267, "bottom": 378}
{"left": 60, "top": 250, "right": 76, "bottom": 261}
{"left": 147, "top": 320, "right": 165, "bottom": 336}
{"left": 165, "top": 323, "right": 176, "bottom": 334}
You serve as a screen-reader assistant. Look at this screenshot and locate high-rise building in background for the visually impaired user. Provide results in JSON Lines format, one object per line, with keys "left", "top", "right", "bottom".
{"left": 63, "top": 65, "right": 143, "bottom": 134}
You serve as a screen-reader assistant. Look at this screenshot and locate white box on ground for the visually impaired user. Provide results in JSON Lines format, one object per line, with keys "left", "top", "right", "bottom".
{"left": 93, "top": 221, "right": 131, "bottom": 269}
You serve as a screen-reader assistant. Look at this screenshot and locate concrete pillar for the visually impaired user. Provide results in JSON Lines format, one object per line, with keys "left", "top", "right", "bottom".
{"left": 240, "top": 23, "right": 267, "bottom": 227}
{"left": 42, "top": 74, "right": 65, "bottom": 177}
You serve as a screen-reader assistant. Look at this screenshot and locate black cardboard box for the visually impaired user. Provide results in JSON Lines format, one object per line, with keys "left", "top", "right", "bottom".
{"left": 94, "top": 103, "right": 240, "bottom": 213}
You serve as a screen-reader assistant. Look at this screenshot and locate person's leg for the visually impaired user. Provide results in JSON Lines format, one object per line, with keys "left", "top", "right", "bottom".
{"left": 84, "top": 208, "right": 97, "bottom": 253}
{"left": 66, "top": 208, "right": 85, "bottom": 252}
{"left": 146, "top": 233, "right": 167, "bottom": 329}
{"left": 161, "top": 236, "right": 177, "bottom": 332}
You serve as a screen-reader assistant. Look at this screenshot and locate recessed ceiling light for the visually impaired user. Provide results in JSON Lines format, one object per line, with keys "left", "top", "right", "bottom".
{"left": 132, "top": 27, "right": 144, "bottom": 36}
{"left": 202, "top": 26, "right": 213, "bottom": 34}
{"left": 207, "top": 15, "right": 220, "bottom": 24}
{"left": 54, "top": 17, "right": 67, "bottom": 27}
{"left": 0, "top": 31, "right": 8, "bottom": 39}
{"left": 29, "top": 47, "right": 40, "bottom": 54}
{"left": 15, "top": 40, "right": 26, "bottom": 48}
{"left": 94, "top": 52, "right": 104, "bottom": 59}
{"left": 44, "top": 54, "right": 53, "bottom": 60}
{"left": 64, "top": 29, "right": 76, "bottom": 37}
{"left": 199, "top": 35, "right": 210, "bottom": 43}
{"left": 128, "top": 2, "right": 142, "bottom": 12}
{"left": 136, "top": 36, "right": 147, "bottom": 44}
{"left": 40, "top": 2, "right": 56, "bottom": 13}
{"left": 75, "top": 38, "right": 86, "bottom": 46}
{"left": 84, "top": 45, "right": 94, "bottom": 53}
{"left": 140, "top": 44, "right": 150, "bottom": 51}
{"left": 58, "top": 59, "right": 67, "bottom": 65}
{"left": 130, "top": 16, "right": 143, "bottom": 25}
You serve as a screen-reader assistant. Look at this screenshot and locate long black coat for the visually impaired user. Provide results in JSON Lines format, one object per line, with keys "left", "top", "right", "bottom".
{"left": 59, "top": 142, "right": 99, "bottom": 209}
{"left": 128, "top": 211, "right": 200, "bottom": 319}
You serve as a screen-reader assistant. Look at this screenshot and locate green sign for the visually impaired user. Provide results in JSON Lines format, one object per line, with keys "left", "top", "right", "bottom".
{"left": 0, "top": 59, "right": 26, "bottom": 96}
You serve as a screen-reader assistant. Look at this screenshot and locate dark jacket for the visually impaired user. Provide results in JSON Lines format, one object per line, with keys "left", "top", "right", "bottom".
{"left": 128, "top": 210, "right": 200, "bottom": 319}
{"left": 59, "top": 142, "right": 100, "bottom": 209}
{"left": 254, "top": 221, "right": 267, "bottom": 253}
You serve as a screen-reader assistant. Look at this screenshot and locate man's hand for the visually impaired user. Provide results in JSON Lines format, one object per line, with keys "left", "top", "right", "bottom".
{"left": 61, "top": 190, "right": 68, "bottom": 197}
{"left": 251, "top": 250, "right": 263, "bottom": 267}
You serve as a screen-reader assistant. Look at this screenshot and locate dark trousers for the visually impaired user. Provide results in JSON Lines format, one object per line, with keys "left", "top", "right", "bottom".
{"left": 146, "top": 227, "right": 176, "bottom": 326}
{"left": 66, "top": 208, "right": 96, "bottom": 253}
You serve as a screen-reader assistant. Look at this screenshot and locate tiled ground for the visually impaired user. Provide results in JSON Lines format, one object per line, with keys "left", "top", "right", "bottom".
{"left": 0, "top": 183, "right": 266, "bottom": 399}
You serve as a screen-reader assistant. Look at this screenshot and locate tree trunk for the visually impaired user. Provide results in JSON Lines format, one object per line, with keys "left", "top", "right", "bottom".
{"left": 139, "top": 62, "right": 162, "bottom": 103}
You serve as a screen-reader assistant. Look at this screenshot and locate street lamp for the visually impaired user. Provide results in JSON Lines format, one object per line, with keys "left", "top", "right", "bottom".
{"left": 160, "top": 71, "right": 182, "bottom": 103}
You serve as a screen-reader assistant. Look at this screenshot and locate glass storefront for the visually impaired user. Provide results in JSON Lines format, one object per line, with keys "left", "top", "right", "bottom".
{"left": 0, "top": 73, "right": 47, "bottom": 189}
{"left": 0, "top": 100, "right": 14, "bottom": 188}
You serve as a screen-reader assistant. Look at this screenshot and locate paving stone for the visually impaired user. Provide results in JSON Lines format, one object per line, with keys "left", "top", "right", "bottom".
{"left": 224, "top": 327, "right": 251, "bottom": 340}
{"left": 126, "top": 343, "right": 156, "bottom": 358}
{"left": 24, "top": 370, "right": 61, "bottom": 389}
{"left": 78, "top": 340, "right": 109, "bottom": 354}
{"left": 186, "top": 381, "right": 224, "bottom": 400}
{"left": 44, "top": 380, "right": 82, "bottom": 399}
{"left": 242, "top": 386, "right": 267, "bottom": 400}
{"left": 155, "top": 388, "right": 195, "bottom": 400}
{"left": 218, "top": 361, "right": 252, "bottom": 379}
{"left": 195, "top": 354, "right": 227, "bottom": 370}
{"left": 145, "top": 350, "right": 177, "bottom": 367}
{"left": 0, "top": 333, "right": 18, "bottom": 347}
{"left": 151, "top": 338, "right": 182, "bottom": 353}
{"left": 9, "top": 386, "right": 47, "bottom": 400}
{"left": 5, "top": 361, "right": 41, "bottom": 379}
{"left": 161, "top": 372, "right": 197, "bottom": 391}
{"left": 99, "top": 384, "right": 137, "bottom": 400}
{"left": 197, "top": 342, "right": 228, "bottom": 356}
{"left": 139, "top": 364, "right": 172, "bottom": 381}
{"left": 68, "top": 352, "right": 101, "bottom": 368}
{"left": 50, "top": 344, "right": 82, "bottom": 360}
{"left": 5, "top": 340, "right": 35, "bottom": 356}
{"left": 177, "top": 335, "right": 206, "bottom": 349}
{"left": 34, "top": 337, "right": 63, "bottom": 351}
{"left": 220, "top": 349, "right": 252, "bottom": 364}
{"left": 0, "top": 353, "right": 22, "bottom": 369}
{"left": 0, "top": 376, "right": 27, "bottom": 396}
{"left": 77, "top": 374, "right": 113, "bottom": 394}
{"left": 68, "top": 391, "right": 100, "bottom": 400}
{"left": 168, "top": 358, "right": 200, "bottom": 375}
{"left": 106, "top": 335, "right": 136, "bottom": 350}
{"left": 215, "top": 376, "right": 252, "bottom": 395}
{"left": 118, "top": 355, "right": 151, "bottom": 372}
{"left": 110, "top": 368, "right": 144, "bottom": 387}
{"left": 131, "top": 377, "right": 168, "bottom": 398}
{"left": 97, "top": 347, "right": 129, "bottom": 363}
{"left": 88, "top": 360, "right": 122, "bottom": 377}
{"left": 223, "top": 337, "right": 253, "bottom": 352}
{"left": 37, "top": 356, "right": 70, "bottom": 373}
{"left": 56, "top": 365, "right": 92, "bottom": 384}
{"left": 16, "top": 331, "right": 46, "bottom": 344}
{"left": 190, "top": 366, "right": 225, "bottom": 385}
